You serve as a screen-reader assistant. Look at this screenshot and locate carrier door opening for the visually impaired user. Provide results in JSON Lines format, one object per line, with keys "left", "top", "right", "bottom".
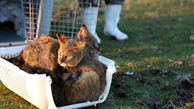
{"left": 0, "top": 21, "right": 25, "bottom": 45}
{"left": 0, "top": 0, "right": 25, "bottom": 47}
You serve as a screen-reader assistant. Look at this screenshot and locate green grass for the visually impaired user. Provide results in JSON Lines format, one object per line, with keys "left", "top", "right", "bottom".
{"left": 1, "top": 0, "right": 194, "bottom": 108}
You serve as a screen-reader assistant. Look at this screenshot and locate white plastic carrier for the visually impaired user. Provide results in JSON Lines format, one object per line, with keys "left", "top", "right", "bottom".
{"left": 0, "top": 45, "right": 116, "bottom": 109}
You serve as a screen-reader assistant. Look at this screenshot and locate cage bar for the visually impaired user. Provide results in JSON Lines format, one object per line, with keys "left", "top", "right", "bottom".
{"left": 21, "top": 0, "right": 101, "bottom": 40}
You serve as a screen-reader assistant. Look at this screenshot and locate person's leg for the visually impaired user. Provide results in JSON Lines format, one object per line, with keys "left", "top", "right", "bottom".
{"left": 104, "top": 0, "right": 128, "bottom": 40}
{"left": 79, "top": 0, "right": 101, "bottom": 43}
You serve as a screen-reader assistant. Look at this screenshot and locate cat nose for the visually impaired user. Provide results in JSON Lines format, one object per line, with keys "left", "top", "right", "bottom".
{"left": 62, "top": 57, "right": 66, "bottom": 63}
{"left": 59, "top": 58, "right": 65, "bottom": 64}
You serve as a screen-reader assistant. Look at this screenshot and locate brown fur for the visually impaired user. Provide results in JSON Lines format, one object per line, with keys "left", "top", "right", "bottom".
{"left": 34, "top": 33, "right": 59, "bottom": 44}
{"left": 22, "top": 42, "right": 59, "bottom": 70}
{"left": 64, "top": 54, "right": 107, "bottom": 104}
{"left": 28, "top": 25, "right": 101, "bottom": 60}
{"left": 22, "top": 33, "right": 68, "bottom": 71}
{"left": 6, "top": 52, "right": 24, "bottom": 67}
{"left": 51, "top": 81, "right": 66, "bottom": 106}
{"left": 21, "top": 33, "right": 69, "bottom": 106}
{"left": 76, "top": 25, "right": 101, "bottom": 59}
{"left": 56, "top": 38, "right": 107, "bottom": 104}
{"left": 57, "top": 39, "right": 85, "bottom": 68}
{"left": 18, "top": 27, "right": 104, "bottom": 105}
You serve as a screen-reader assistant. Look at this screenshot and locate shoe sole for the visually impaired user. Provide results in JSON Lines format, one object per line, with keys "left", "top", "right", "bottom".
{"left": 104, "top": 33, "right": 128, "bottom": 41}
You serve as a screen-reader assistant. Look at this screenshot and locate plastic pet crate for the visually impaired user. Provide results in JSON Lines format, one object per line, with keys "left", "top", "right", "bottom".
{"left": 0, "top": 0, "right": 116, "bottom": 108}
{"left": 0, "top": 46, "right": 116, "bottom": 109}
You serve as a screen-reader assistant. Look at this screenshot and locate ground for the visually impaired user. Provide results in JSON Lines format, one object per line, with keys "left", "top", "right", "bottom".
{"left": 0, "top": 0, "right": 194, "bottom": 109}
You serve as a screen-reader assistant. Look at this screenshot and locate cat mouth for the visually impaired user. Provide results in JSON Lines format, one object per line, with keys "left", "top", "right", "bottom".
{"left": 59, "top": 63, "right": 67, "bottom": 67}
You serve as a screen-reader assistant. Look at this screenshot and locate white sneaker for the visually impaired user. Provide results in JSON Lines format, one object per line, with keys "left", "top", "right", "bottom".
{"left": 82, "top": 7, "right": 101, "bottom": 43}
{"left": 104, "top": 5, "right": 128, "bottom": 40}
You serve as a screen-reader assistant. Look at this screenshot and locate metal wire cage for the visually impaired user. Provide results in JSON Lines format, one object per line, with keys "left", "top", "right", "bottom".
{"left": 21, "top": 0, "right": 100, "bottom": 41}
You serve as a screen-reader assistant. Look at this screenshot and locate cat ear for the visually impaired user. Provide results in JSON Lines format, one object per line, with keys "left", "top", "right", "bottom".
{"left": 56, "top": 33, "right": 68, "bottom": 43}
{"left": 80, "top": 24, "right": 89, "bottom": 33}
{"left": 76, "top": 41, "right": 85, "bottom": 49}
{"left": 76, "top": 32, "right": 85, "bottom": 41}
{"left": 81, "top": 24, "right": 88, "bottom": 30}
{"left": 76, "top": 24, "right": 89, "bottom": 41}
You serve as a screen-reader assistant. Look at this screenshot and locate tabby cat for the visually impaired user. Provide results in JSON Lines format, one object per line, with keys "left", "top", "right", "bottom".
{"left": 21, "top": 33, "right": 68, "bottom": 106}
{"left": 76, "top": 24, "right": 101, "bottom": 59}
{"left": 56, "top": 37, "right": 107, "bottom": 104}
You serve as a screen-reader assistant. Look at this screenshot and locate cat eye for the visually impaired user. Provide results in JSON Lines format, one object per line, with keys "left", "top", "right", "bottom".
{"left": 92, "top": 44, "right": 96, "bottom": 48}
{"left": 64, "top": 56, "right": 68, "bottom": 59}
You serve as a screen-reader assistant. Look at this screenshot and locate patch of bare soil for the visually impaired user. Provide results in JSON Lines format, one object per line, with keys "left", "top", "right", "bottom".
{"left": 112, "top": 69, "right": 194, "bottom": 109}
{"left": 144, "top": 69, "right": 194, "bottom": 109}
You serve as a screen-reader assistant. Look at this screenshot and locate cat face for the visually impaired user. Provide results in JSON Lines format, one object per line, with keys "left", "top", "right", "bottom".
{"left": 57, "top": 34, "right": 85, "bottom": 67}
{"left": 76, "top": 25, "right": 101, "bottom": 59}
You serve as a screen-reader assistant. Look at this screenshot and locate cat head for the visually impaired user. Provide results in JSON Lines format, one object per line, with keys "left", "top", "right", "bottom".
{"left": 57, "top": 33, "right": 85, "bottom": 67}
{"left": 76, "top": 24, "right": 100, "bottom": 59}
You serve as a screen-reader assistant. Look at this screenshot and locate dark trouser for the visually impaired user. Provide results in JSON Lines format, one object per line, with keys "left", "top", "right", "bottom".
{"left": 105, "top": 0, "right": 124, "bottom": 5}
{"left": 79, "top": 0, "right": 124, "bottom": 7}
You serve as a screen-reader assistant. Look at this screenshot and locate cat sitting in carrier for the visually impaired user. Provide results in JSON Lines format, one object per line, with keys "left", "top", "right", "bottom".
{"left": 20, "top": 24, "right": 101, "bottom": 81}
{"left": 56, "top": 34, "right": 107, "bottom": 104}
{"left": 8, "top": 25, "right": 106, "bottom": 106}
{"left": 19, "top": 33, "right": 68, "bottom": 106}
{"left": 21, "top": 33, "right": 66, "bottom": 79}
{"left": 76, "top": 24, "right": 101, "bottom": 59}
